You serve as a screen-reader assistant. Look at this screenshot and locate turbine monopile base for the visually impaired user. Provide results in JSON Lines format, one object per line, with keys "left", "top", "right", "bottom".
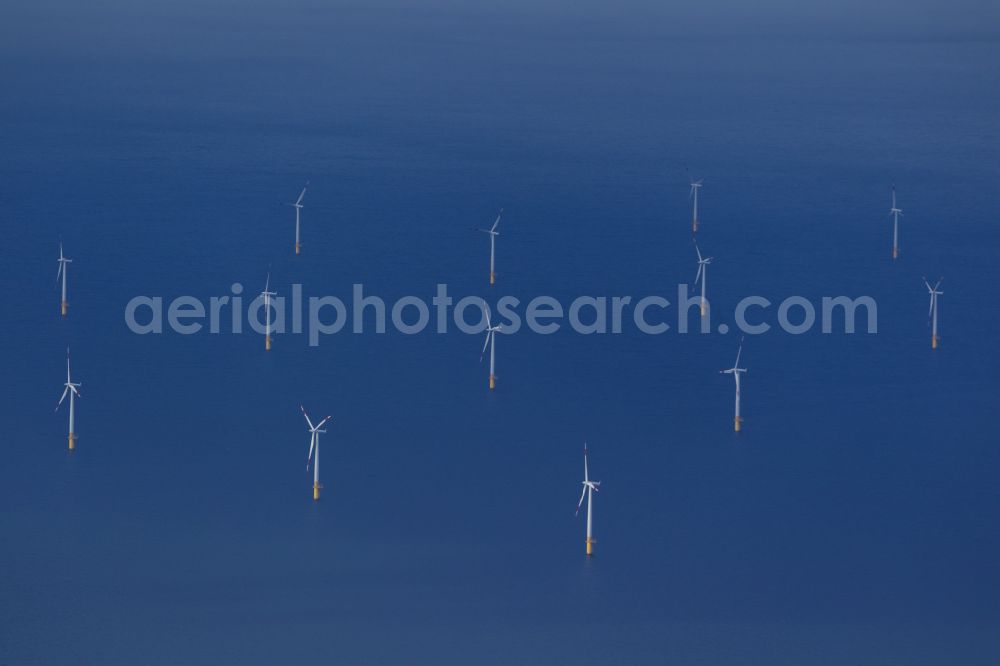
{"left": 61, "top": 300, "right": 68, "bottom": 316}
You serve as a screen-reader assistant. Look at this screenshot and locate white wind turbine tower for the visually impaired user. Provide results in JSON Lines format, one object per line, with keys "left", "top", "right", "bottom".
{"left": 56, "top": 241, "right": 72, "bottom": 316}
{"left": 55, "top": 347, "right": 82, "bottom": 450}
{"left": 890, "top": 185, "right": 903, "bottom": 260}
{"left": 923, "top": 277, "right": 943, "bottom": 349}
{"left": 693, "top": 240, "right": 713, "bottom": 317}
{"left": 480, "top": 303, "right": 502, "bottom": 390}
{"left": 575, "top": 444, "right": 601, "bottom": 556}
{"left": 688, "top": 170, "right": 703, "bottom": 233}
{"left": 260, "top": 272, "right": 276, "bottom": 351}
{"left": 720, "top": 338, "right": 748, "bottom": 432}
{"left": 301, "top": 406, "right": 332, "bottom": 501}
{"left": 478, "top": 208, "right": 503, "bottom": 285}
{"left": 289, "top": 183, "right": 308, "bottom": 255}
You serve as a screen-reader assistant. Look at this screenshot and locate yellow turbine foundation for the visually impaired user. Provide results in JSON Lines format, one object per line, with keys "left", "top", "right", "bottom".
{"left": 489, "top": 374, "right": 496, "bottom": 390}
{"left": 313, "top": 483, "right": 320, "bottom": 501}
{"left": 692, "top": 219, "right": 699, "bottom": 233}
{"left": 932, "top": 335, "right": 939, "bottom": 349}
{"left": 61, "top": 301, "right": 68, "bottom": 316}
{"left": 68, "top": 433, "right": 75, "bottom": 451}
{"left": 490, "top": 272, "right": 496, "bottom": 285}
{"left": 700, "top": 303, "right": 707, "bottom": 317}
{"left": 265, "top": 335, "right": 272, "bottom": 351}
{"left": 586, "top": 538, "right": 594, "bottom": 556}
{"left": 295, "top": 243, "right": 301, "bottom": 255}
{"left": 893, "top": 247, "right": 898, "bottom": 260}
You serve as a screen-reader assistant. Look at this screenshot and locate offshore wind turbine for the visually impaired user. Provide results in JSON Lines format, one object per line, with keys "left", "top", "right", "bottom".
{"left": 575, "top": 444, "right": 601, "bottom": 556}
{"left": 720, "top": 338, "right": 748, "bottom": 432}
{"left": 693, "top": 240, "right": 713, "bottom": 317}
{"left": 55, "top": 348, "right": 82, "bottom": 450}
{"left": 260, "top": 272, "right": 276, "bottom": 351}
{"left": 480, "top": 303, "right": 502, "bottom": 390}
{"left": 890, "top": 185, "right": 903, "bottom": 260}
{"left": 687, "top": 169, "right": 703, "bottom": 233}
{"left": 478, "top": 208, "right": 503, "bottom": 285}
{"left": 923, "top": 277, "right": 943, "bottom": 349}
{"left": 56, "top": 241, "right": 72, "bottom": 316}
{"left": 301, "top": 406, "right": 332, "bottom": 501}
{"left": 289, "top": 183, "right": 308, "bottom": 255}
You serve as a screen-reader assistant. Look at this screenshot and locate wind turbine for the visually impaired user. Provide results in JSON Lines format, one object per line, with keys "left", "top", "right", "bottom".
{"left": 477, "top": 208, "right": 502, "bottom": 285}
{"left": 301, "top": 406, "right": 332, "bottom": 501}
{"left": 289, "top": 183, "right": 308, "bottom": 255}
{"left": 575, "top": 444, "right": 601, "bottom": 556}
{"left": 890, "top": 185, "right": 903, "bottom": 260}
{"left": 687, "top": 169, "right": 703, "bottom": 233}
{"left": 480, "top": 303, "right": 502, "bottom": 390}
{"left": 260, "top": 272, "right": 276, "bottom": 351}
{"left": 56, "top": 241, "right": 72, "bottom": 316}
{"left": 923, "top": 277, "right": 943, "bottom": 349}
{"left": 694, "top": 240, "right": 713, "bottom": 317}
{"left": 720, "top": 338, "right": 748, "bottom": 432}
{"left": 55, "top": 347, "right": 82, "bottom": 450}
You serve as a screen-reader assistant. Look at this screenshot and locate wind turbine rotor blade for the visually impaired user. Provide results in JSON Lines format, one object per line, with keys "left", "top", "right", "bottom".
{"left": 300, "top": 405, "right": 315, "bottom": 430}
{"left": 480, "top": 330, "right": 491, "bottom": 360}
{"left": 575, "top": 485, "right": 587, "bottom": 516}
{"left": 482, "top": 302, "right": 492, "bottom": 330}
{"left": 55, "top": 386, "right": 69, "bottom": 410}
{"left": 316, "top": 415, "right": 332, "bottom": 429}
{"left": 491, "top": 209, "right": 502, "bottom": 232}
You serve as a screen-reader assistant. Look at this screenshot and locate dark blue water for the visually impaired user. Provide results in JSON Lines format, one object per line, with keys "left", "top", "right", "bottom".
{"left": 2, "top": 4, "right": 999, "bottom": 664}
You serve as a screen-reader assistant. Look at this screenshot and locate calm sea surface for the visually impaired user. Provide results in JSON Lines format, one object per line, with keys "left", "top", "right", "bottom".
{"left": 1, "top": 5, "right": 998, "bottom": 664}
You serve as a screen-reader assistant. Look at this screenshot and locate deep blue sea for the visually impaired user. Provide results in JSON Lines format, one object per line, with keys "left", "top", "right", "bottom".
{"left": 2, "top": 4, "right": 999, "bottom": 664}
